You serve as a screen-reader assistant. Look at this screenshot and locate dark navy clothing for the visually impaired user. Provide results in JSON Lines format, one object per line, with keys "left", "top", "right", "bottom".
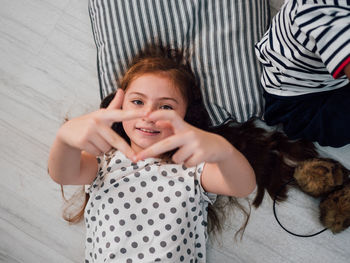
{"left": 256, "top": 0, "right": 350, "bottom": 147}
{"left": 263, "top": 83, "right": 350, "bottom": 147}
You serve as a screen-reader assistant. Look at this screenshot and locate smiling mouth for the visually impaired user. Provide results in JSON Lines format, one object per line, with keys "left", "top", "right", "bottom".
{"left": 136, "top": 128, "right": 160, "bottom": 135}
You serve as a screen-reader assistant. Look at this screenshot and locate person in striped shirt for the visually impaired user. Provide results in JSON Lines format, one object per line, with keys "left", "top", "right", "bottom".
{"left": 255, "top": 0, "right": 350, "bottom": 147}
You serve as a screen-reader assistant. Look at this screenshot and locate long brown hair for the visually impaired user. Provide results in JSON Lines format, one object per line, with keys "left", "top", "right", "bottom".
{"left": 60, "top": 45, "right": 319, "bottom": 239}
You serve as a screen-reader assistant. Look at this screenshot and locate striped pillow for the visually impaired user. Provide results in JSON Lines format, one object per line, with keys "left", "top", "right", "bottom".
{"left": 89, "top": 0, "right": 270, "bottom": 125}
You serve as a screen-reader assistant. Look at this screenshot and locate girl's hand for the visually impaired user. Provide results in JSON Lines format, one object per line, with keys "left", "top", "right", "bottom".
{"left": 134, "top": 110, "right": 234, "bottom": 167}
{"left": 135, "top": 110, "right": 256, "bottom": 197}
{"left": 57, "top": 89, "right": 145, "bottom": 159}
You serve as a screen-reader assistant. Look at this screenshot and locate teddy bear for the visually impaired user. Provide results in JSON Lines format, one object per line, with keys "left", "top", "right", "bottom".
{"left": 293, "top": 158, "right": 350, "bottom": 233}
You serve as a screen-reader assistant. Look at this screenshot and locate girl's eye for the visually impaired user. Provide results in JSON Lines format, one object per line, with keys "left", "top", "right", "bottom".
{"left": 132, "top": 100, "right": 143, "bottom": 105}
{"left": 160, "top": 105, "right": 173, "bottom": 110}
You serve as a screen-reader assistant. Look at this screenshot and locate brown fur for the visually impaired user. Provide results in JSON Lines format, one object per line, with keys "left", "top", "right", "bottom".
{"left": 320, "top": 182, "right": 350, "bottom": 233}
{"left": 294, "top": 158, "right": 348, "bottom": 197}
{"left": 293, "top": 158, "right": 350, "bottom": 233}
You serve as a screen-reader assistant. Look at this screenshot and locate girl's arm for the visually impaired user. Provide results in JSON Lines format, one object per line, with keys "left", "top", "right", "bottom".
{"left": 200, "top": 141, "right": 256, "bottom": 197}
{"left": 48, "top": 89, "right": 146, "bottom": 185}
{"left": 48, "top": 135, "right": 98, "bottom": 185}
{"left": 134, "top": 110, "right": 256, "bottom": 197}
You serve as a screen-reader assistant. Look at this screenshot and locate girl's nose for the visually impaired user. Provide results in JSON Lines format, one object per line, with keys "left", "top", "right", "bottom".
{"left": 142, "top": 105, "right": 157, "bottom": 122}
{"left": 145, "top": 104, "right": 157, "bottom": 114}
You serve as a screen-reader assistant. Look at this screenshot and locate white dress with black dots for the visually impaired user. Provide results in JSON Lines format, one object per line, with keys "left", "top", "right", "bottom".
{"left": 84, "top": 150, "right": 216, "bottom": 263}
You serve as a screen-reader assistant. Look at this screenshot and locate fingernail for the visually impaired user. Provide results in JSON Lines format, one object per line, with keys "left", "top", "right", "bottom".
{"left": 131, "top": 155, "right": 137, "bottom": 162}
{"left": 136, "top": 154, "right": 145, "bottom": 162}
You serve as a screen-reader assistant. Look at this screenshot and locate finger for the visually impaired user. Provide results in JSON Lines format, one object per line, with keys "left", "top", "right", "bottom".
{"left": 172, "top": 144, "right": 194, "bottom": 164}
{"left": 147, "top": 110, "right": 189, "bottom": 133}
{"left": 135, "top": 134, "right": 186, "bottom": 161}
{"left": 97, "top": 124, "right": 135, "bottom": 159}
{"left": 184, "top": 154, "right": 202, "bottom": 168}
{"left": 154, "top": 120, "right": 173, "bottom": 130}
{"left": 100, "top": 109, "right": 147, "bottom": 123}
{"left": 107, "top": 89, "right": 124, "bottom": 110}
{"left": 88, "top": 133, "right": 112, "bottom": 153}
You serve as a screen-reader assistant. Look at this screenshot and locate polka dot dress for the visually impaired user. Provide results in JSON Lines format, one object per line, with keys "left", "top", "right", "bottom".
{"left": 84, "top": 150, "right": 216, "bottom": 263}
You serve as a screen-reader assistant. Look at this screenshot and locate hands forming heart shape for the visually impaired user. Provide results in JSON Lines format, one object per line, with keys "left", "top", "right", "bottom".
{"left": 53, "top": 89, "right": 256, "bottom": 197}
{"left": 58, "top": 89, "right": 232, "bottom": 168}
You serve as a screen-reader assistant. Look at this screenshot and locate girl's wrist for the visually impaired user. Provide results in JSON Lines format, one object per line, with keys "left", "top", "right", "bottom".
{"left": 55, "top": 130, "right": 81, "bottom": 154}
{"left": 218, "top": 137, "right": 235, "bottom": 162}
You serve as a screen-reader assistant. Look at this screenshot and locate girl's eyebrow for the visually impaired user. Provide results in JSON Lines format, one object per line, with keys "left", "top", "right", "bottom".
{"left": 128, "top": 92, "right": 179, "bottom": 104}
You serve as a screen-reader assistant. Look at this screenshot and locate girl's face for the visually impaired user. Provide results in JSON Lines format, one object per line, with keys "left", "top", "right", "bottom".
{"left": 122, "top": 73, "right": 188, "bottom": 154}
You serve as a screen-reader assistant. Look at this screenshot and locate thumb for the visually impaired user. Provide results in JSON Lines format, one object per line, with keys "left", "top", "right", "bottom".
{"left": 107, "top": 89, "right": 124, "bottom": 110}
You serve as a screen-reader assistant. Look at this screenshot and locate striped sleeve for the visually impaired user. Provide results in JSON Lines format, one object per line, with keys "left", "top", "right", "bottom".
{"left": 293, "top": 1, "right": 350, "bottom": 78}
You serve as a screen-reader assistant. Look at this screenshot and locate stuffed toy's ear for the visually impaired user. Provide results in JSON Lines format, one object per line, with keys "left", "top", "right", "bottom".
{"left": 319, "top": 182, "right": 350, "bottom": 233}
{"left": 293, "top": 158, "right": 349, "bottom": 197}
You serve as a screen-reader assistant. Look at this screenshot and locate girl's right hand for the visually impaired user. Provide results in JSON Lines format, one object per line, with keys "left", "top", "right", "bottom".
{"left": 56, "top": 89, "right": 145, "bottom": 159}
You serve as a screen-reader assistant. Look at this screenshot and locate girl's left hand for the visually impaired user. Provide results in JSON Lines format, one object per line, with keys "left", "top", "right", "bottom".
{"left": 134, "top": 110, "right": 234, "bottom": 167}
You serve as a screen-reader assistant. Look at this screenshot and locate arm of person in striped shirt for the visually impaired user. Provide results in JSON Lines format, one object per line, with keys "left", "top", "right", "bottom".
{"left": 344, "top": 63, "right": 350, "bottom": 80}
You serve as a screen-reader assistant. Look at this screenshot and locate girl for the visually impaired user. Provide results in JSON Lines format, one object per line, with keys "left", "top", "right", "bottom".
{"left": 48, "top": 46, "right": 256, "bottom": 262}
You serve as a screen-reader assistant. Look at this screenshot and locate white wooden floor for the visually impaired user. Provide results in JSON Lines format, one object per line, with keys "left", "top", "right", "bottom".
{"left": 1, "top": 0, "right": 349, "bottom": 262}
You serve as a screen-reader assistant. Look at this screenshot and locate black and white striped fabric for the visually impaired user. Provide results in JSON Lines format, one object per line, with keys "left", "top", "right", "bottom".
{"left": 88, "top": 0, "right": 270, "bottom": 125}
{"left": 255, "top": 0, "right": 350, "bottom": 97}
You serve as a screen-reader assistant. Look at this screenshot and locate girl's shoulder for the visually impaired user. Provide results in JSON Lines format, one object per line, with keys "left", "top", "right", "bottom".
{"left": 98, "top": 149, "right": 204, "bottom": 176}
